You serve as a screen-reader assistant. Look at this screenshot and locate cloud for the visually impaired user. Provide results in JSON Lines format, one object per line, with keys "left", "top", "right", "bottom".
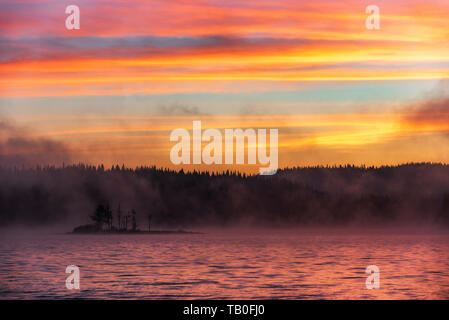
{"left": 406, "top": 98, "right": 449, "bottom": 123}
{"left": 156, "top": 103, "right": 208, "bottom": 116}
{"left": 0, "top": 34, "right": 402, "bottom": 64}
{"left": 401, "top": 81, "right": 449, "bottom": 132}
{"left": 0, "top": 118, "right": 71, "bottom": 167}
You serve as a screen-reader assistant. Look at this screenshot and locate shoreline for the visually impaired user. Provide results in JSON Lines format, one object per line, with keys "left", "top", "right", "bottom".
{"left": 69, "top": 230, "right": 203, "bottom": 235}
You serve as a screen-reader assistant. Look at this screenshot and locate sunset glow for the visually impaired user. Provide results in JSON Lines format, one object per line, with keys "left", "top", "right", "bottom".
{"left": 1, "top": 0, "right": 449, "bottom": 171}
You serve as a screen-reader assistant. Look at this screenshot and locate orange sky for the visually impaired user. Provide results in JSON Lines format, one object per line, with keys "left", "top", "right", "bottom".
{"left": 0, "top": 0, "right": 448, "bottom": 172}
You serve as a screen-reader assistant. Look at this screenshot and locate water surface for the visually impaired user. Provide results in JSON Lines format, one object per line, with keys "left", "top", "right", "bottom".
{"left": 1, "top": 230, "right": 449, "bottom": 299}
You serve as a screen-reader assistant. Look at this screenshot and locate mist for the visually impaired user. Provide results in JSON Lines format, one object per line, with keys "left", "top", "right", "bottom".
{"left": 0, "top": 118, "right": 71, "bottom": 168}
{"left": 1, "top": 163, "right": 449, "bottom": 232}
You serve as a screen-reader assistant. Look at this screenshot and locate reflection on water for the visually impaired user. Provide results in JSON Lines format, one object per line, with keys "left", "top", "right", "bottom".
{"left": 1, "top": 230, "right": 449, "bottom": 299}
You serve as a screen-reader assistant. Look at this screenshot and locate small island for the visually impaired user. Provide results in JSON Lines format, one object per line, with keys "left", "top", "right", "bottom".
{"left": 71, "top": 204, "right": 201, "bottom": 235}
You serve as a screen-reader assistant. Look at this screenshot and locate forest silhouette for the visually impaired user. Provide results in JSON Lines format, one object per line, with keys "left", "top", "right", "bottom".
{"left": 1, "top": 163, "right": 449, "bottom": 228}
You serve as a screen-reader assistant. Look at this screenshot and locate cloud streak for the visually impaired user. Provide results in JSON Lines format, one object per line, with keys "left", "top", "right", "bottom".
{"left": 1, "top": 0, "right": 449, "bottom": 97}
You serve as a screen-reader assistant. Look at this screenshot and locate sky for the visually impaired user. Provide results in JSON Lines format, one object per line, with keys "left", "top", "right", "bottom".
{"left": 0, "top": 0, "right": 449, "bottom": 173}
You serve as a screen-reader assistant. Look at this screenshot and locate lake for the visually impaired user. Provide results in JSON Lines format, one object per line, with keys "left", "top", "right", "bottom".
{"left": 1, "top": 230, "right": 449, "bottom": 299}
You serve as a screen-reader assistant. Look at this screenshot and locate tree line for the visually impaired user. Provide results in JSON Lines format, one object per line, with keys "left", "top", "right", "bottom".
{"left": 1, "top": 162, "right": 449, "bottom": 228}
